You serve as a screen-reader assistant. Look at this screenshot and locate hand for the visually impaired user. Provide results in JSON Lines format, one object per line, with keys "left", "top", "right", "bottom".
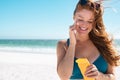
{"left": 69, "top": 22, "right": 77, "bottom": 45}
{"left": 85, "top": 64, "right": 100, "bottom": 78}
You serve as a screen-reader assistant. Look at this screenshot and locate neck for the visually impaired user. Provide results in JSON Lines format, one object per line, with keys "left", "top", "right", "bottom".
{"left": 76, "top": 33, "right": 90, "bottom": 43}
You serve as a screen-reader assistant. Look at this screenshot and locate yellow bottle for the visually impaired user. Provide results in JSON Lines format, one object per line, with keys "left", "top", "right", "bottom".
{"left": 76, "top": 58, "right": 95, "bottom": 80}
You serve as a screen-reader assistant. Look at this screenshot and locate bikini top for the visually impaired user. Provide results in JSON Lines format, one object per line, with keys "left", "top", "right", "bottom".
{"left": 66, "top": 39, "right": 108, "bottom": 79}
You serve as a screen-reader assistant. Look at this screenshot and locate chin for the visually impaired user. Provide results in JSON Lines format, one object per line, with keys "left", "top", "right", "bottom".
{"left": 77, "top": 30, "right": 89, "bottom": 35}
{"left": 77, "top": 32, "right": 89, "bottom": 37}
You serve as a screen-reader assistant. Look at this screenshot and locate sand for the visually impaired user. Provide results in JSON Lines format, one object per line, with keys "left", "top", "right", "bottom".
{"left": 0, "top": 51, "right": 120, "bottom": 80}
{"left": 0, "top": 51, "right": 59, "bottom": 80}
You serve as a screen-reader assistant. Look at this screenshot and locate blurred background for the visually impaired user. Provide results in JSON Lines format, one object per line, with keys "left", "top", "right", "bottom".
{"left": 0, "top": 0, "right": 120, "bottom": 53}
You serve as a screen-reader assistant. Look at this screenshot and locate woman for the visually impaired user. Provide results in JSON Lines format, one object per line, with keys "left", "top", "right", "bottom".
{"left": 56, "top": 0, "right": 120, "bottom": 80}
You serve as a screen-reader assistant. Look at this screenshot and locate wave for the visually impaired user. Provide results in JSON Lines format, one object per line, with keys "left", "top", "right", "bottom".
{"left": 0, "top": 46, "right": 56, "bottom": 54}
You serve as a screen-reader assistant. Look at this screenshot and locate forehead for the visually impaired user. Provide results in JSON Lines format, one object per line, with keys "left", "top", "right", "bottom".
{"left": 75, "top": 9, "right": 94, "bottom": 20}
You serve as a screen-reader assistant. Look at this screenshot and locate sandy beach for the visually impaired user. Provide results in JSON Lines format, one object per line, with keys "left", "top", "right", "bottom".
{"left": 0, "top": 51, "right": 59, "bottom": 80}
{"left": 0, "top": 50, "right": 120, "bottom": 80}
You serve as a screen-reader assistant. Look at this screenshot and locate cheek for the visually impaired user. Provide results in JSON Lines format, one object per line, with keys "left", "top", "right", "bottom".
{"left": 75, "top": 22, "right": 80, "bottom": 30}
{"left": 88, "top": 25, "right": 94, "bottom": 32}
{"left": 76, "top": 22, "right": 79, "bottom": 25}
{"left": 75, "top": 22, "right": 81, "bottom": 29}
{"left": 75, "top": 21, "right": 93, "bottom": 30}
{"left": 89, "top": 24, "right": 93, "bottom": 29}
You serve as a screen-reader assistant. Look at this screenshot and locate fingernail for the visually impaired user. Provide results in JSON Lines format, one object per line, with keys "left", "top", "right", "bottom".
{"left": 74, "top": 30, "right": 76, "bottom": 33}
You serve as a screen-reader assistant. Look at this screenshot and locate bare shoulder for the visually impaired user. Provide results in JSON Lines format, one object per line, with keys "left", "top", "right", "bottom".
{"left": 107, "top": 63, "right": 116, "bottom": 74}
{"left": 57, "top": 40, "right": 67, "bottom": 50}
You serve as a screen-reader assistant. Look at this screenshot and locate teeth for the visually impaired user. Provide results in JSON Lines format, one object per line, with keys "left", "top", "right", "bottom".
{"left": 80, "top": 27, "right": 87, "bottom": 30}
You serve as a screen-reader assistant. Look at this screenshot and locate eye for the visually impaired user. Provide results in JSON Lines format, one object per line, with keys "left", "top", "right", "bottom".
{"left": 88, "top": 21, "right": 93, "bottom": 24}
{"left": 78, "top": 19, "right": 83, "bottom": 22}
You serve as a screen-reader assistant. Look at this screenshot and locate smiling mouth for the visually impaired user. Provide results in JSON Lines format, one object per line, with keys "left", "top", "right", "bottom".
{"left": 79, "top": 27, "right": 88, "bottom": 31}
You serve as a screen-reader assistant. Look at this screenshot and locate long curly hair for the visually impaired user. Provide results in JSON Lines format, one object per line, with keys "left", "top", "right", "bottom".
{"left": 74, "top": 0, "right": 120, "bottom": 66}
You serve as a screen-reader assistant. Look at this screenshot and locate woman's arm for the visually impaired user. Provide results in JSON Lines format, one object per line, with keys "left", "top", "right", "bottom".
{"left": 85, "top": 64, "right": 116, "bottom": 80}
{"left": 57, "top": 24, "right": 77, "bottom": 80}
{"left": 56, "top": 40, "right": 75, "bottom": 80}
{"left": 96, "top": 64, "right": 116, "bottom": 80}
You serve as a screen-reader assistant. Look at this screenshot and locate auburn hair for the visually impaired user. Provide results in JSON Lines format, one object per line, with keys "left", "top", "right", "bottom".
{"left": 74, "top": 0, "right": 120, "bottom": 66}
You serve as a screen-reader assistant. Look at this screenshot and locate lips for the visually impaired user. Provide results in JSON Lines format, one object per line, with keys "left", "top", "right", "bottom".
{"left": 79, "top": 27, "right": 88, "bottom": 31}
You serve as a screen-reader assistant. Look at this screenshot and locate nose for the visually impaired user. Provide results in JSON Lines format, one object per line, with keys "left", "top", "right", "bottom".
{"left": 81, "top": 21, "right": 89, "bottom": 27}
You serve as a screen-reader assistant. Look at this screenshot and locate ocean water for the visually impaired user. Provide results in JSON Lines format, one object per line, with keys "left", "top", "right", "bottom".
{"left": 0, "top": 39, "right": 120, "bottom": 54}
{"left": 0, "top": 39, "right": 59, "bottom": 54}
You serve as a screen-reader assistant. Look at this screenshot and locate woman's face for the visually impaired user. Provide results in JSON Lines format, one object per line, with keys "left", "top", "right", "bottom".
{"left": 74, "top": 9, "right": 94, "bottom": 36}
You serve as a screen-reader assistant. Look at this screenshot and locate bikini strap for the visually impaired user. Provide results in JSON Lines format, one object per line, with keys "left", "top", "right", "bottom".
{"left": 66, "top": 38, "right": 70, "bottom": 46}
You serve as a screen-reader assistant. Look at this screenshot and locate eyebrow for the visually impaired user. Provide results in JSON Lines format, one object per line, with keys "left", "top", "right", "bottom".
{"left": 78, "top": 15, "right": 94, "bottom": 21}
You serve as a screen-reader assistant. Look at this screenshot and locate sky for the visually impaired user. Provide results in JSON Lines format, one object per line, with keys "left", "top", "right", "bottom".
{"left": 0, "top": 0, "right": 120, "bottom": 39}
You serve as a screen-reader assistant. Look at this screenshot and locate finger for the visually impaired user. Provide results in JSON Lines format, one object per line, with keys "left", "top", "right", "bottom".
{"left": 85, "top": 68, "right": 97, "bottom": 75}
{"left": 85, "top": 65, "right": 99, "bottom": 78}
{"left": 85, "top": 65, "right": 97, "bottom": 74}
{"left": 73, "top": 21, "right": 78, "bottom": 27}
{"left": 69, "top": 25, "right": 73, "bottom": 28}
{"left": 85, "top": 71, "right": 98, "bottom": 78}
{"left": 86, "top": 70, "right": 99, "bottom": 77}
{"left": 69, "top": 25, "right": 74, "bottom": 30}
{"left": 86, "top": 64, "right": 96, "bottom": 70}
{"left": 74, "top": 21, "right": 78, "bottom": 29}
{"left": 73, "top": 30, "right": 77, "bottom": 34}
{"left": 69, "top": 24, "right": 76, "bottom": 31}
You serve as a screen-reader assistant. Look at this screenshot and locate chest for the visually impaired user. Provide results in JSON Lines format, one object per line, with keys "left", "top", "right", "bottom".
{"left": 70, "top": 55, "right": 108, "bottom": 79}
{"left": 74, "top": 44, "right": 100, "bottom": 64}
